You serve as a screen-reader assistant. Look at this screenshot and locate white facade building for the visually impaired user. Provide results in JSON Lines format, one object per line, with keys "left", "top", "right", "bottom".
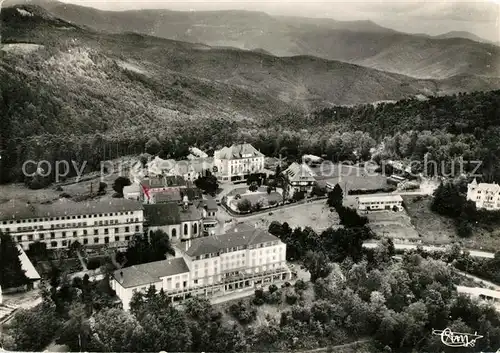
{"left": 467, "top": 179, "right": 500, "bottom": 211}
{"left": 0, "top": 199, "right": 144, "bottom": 250}
{"left": 187, "top": 147, "right": 209, "bottom": 160}
{"left": 357, "top": 195, "right": 403, "bottom": 211}
{"left": 213, "top": 144, "right": 265, "bottom": 182}
{"left": 283, "top": 162, "right": 316, "bottom": 197}
{"left": 111, "top": 227, "right": 290, "bottom": 310}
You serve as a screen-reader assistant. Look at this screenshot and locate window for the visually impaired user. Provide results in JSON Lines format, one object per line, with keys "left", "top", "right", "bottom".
{"left": 94, "top": 229, "right": 99, "bottom": 235}
{"left": 28, "top": 234, "right": 33, "bottom": 241}
{"left": 73, "top": 231, "right": 77, "bottom": 237}
{"left": 125, "top": 236, "right": 130, "bottom": 241}
{"left": 51, "top": 241, "right": 58, "bottom": 248}
{"left": 184, "top": 224, "right": 188, "bottom": 235}
{"left": 50, "top": 232, "right": 55, "bottom": 239}
{"left": 39, "top": 233, "right": 45, "bottom": 240}
{"left": 104, "top": 237, "right": 109, "bottom": 244}
{"left": 172, "top": 228, "right": 177, "bottom": 238}
{"left": 125, "top": 226, "right": 130, "bottom": 233}
{"left": 62, "top": 240, "right": 67, "bottom": 247}
{"left": 83, "top": 239, "right": 88, "bottom": 245}
{"left": 62, "top": 231, "right": 66, "bottom": 238}
{"left": 115, "top": 236, "right": 120, "bottom": 241}
{"left": 104, "top": 228, "right": 109, "bottom": 235}
{"left": 83, "top": 230, "right": 88, "bottom": 236}
{"left": 94, "top": 237, "right": 99, "bottom": 244}
{"left": 17, "top": 235, "right": 22, "bottom": 242}
{"left": 115, "top": 228, "right": 119, "bottom": 234}
{"left": 135, "top": 225, "right": 140, "bottom": 232}
{"left": 193, "top": 223, "right": 198, "bottom": 234}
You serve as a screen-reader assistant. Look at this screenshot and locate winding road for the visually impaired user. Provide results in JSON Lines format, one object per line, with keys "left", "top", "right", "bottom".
{"left": 363, "top": 242, "right": 495, "bottom": 259}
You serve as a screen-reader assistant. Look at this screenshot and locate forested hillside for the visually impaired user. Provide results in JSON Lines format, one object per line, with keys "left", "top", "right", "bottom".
{"left": 17, "top": 0, "right": 500, "bottom": 79}
{"left": 1, "top": 5, "right": 499, "bottom": 185}
{"left": 247, "top": 90, "right": 500, "bottom": 181}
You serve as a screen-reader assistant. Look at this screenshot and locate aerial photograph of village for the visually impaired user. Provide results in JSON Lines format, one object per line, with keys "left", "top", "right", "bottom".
{"left": 0, "top": 0, "right": 499, "bottom": 352}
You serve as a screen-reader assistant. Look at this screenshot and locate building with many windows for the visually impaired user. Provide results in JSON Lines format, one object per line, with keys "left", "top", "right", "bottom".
{"left": 111, "top": 226, "right": 290, "bottom": 311}
{"left": 0, "top": 199, "right": 144, "bottom": 250}
{"left": 467, "top": 179, "right": 500, "bottom": 210}
{"left": 213, "top": 144, "right": 265, "bottom": 182}
{"left": 357, "top": 195, "right": 403, "bottom": 211}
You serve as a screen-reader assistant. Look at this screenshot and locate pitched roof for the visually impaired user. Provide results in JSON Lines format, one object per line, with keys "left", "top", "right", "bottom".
{"left": 197, "top": 198, "right": 218, "bottom": 211}
{"left": 214, "top": 143, "right": 263, "bottom": 160}
{"left": 358, "top": 195, "right": 403, "bottom": 203}
{"left": 154, "top": 191, "right": 182, "bottom": 203}
{"left": 181, "top": 188, "right": 203, "bottom": 201}
{"left": 113, "top": 258, "right": 190, "bottom": 288}
{"left": 0, "top": 199, "right": 143, "bottom": 222}
{"left": 142, "top": 176, "right": 187, "bottom": 188}
{"left": 17, "top": 245, "right": 41, "bottom": 280}
{"left": 143, "top": 203, "right": 181, "bottom": 226}
{"left": 144, "top": 203, "right": 202, "bottom": 226}
{"left": 472, "top": 182, "right": 500, "bottom": 192}
{"left": 284, "top": 162, "right": 316, "bottom": 182}
{"left": 179, "top": 205, "right": 202, "bottom": 222}
{"left": 189, "top": 147, "right": 209, "bottom": 158}
{"left": 185, "top": 227, "right": 280, "bottom": 257}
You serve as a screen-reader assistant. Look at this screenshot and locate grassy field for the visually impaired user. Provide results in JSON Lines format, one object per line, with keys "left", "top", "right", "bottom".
{"left": 403, "top": 195, "right": 456, "bottom": 244}
{"left": 403, "top": 195, "right": 500, "bottom": 252}
{"left": 313, "top": 164, "right": 388, "bottom": 191}
{"left": 365, "top": 210, "right": 420, "bottom": 240}
{"left": 0, "top": 156, "right": 135, "bottom": 204}
{"left": 222, "top": 201, "right": 340, "bottom": 232}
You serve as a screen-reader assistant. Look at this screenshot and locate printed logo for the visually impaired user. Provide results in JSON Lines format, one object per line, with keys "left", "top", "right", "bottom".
{"left": 432, "top": 328, "right": 483, "bottom": 348}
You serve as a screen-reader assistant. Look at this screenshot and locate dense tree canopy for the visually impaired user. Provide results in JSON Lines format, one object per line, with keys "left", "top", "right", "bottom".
{"left": 0, "top": 231, "right": 29, "bottom": 289}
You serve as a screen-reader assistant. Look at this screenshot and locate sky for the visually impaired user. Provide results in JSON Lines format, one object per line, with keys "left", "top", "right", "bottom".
{"left": 56, "top": 0, "right": 500, "bottom": 42}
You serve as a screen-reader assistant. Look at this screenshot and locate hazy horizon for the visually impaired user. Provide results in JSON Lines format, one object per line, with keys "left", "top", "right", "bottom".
{"left": 50, "top": 0, "right": 500, "bottom": 42}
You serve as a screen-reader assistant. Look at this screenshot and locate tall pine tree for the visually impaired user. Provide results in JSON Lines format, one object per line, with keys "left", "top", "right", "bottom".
{"left": 0, "top": 230, "right": 29, "bottom": 289}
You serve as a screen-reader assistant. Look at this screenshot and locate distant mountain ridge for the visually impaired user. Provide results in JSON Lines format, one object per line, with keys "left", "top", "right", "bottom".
{"left": 2, "top": 3, "right": 500, "bottom": 142}
{"left": 435, "top": 31, "right": 498, "bottom": 45}
{"left": 5, "top": 0, "right": 500, "bottom": 80}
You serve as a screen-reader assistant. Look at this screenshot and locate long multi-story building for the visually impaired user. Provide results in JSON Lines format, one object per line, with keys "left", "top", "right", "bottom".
{"left": 0, "top": 198, "right": 144, "bottom": 250}
{"left": 213, "top": 143, "right": 265, "bottom": 182}
{"left": 467, "top": 179, "right": 500, "bottom": 211}
{"left": 357, "top": 195, "right": 403, "bottom": 211}
{"left": 111, "top": 226, "right": 290, "bottom": 310}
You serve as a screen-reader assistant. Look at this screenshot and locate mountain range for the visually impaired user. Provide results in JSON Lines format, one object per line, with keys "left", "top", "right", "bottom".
{"left": 1, "top": 2, "right": 500, "bottom": 186}
{"left": 8, "top": 0, "right": 500, "bottom": 80}
{"left": 1, "top": 3, "right": 500, "bottom": 131}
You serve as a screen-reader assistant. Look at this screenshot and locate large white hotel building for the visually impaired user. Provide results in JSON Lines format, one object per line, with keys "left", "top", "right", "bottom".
{"left": 0, "top": 199, "right": 144, "bottom": 250}
{"left": 111, "top": 225, "right": 291, "bottom": 311}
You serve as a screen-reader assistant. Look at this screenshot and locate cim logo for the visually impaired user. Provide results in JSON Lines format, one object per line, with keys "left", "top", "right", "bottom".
{"left": 432, "top": 328, "right": 483, "bottom": 348}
